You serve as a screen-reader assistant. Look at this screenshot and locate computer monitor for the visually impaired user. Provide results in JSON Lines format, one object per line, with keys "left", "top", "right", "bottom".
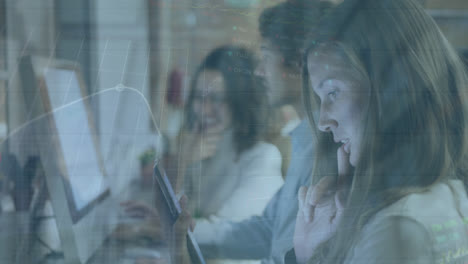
{"left": 26, "top": 57, "right": 118, "bottom": 264}
{"left": 19, "top": 56, "right": 163, "bottom": 263}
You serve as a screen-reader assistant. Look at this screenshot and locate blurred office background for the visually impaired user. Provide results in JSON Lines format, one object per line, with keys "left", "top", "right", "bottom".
{"left": 0, "top": 0, "right": 467, "bottom": 263}
{"left": 1, "top": 0, "right": 467, "bottom": 151}
{"left": 0, "top": 0, "right": 467, "bottom": 150}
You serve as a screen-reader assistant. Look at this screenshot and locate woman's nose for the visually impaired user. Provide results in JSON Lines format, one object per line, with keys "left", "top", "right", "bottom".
{"left": 202, "top": 100, "right": 214, "bottom": 115}
{"left": 317, "top": 109, "right": 336, "bottom": 133}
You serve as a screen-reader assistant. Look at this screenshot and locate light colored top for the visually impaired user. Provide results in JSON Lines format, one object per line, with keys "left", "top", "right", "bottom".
{"left": 285, "top": 179, "right": 468, "bottom": 264}
{"left": 344, "top": 179, "right": 468, "bottom": 264}
{"left": 185, "top": 130, "right": 284, "bottom": 220}
{"left": 194, "top": 120, "right": 315, "bottom": 264}
{"left": 187, "top": 130, "right": 284, "bottom": 264}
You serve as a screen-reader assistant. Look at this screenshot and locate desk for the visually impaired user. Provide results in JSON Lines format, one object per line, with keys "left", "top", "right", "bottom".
{"left": 43, "top": 239, "right": 169, "bottom": 264}
{"left": 0, "top": 212, "right": 30, "bottom": 263}
{"left": 41, "top": 181, "right": 173, "bottom": 264}
{"left": 87, "top": 239, "right": 169, "bottom": 264}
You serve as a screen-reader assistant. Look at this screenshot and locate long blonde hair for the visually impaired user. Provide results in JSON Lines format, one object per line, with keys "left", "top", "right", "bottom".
{"left": 302, "top": 0, "right": 468, "bottom": 262}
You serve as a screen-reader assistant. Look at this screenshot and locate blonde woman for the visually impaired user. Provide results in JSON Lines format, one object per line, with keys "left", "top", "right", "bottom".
{"left": 292, "top": 0, "right": 468, "bottom": 263}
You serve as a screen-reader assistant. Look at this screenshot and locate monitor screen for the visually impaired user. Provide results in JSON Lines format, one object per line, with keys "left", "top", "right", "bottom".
{"left": 43, "top": 68, "right": 110, "bottom": 223}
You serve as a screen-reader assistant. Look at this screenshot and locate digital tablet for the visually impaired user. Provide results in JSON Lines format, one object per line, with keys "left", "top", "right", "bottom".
{"left": 153, "top": 163, "right": 206, "bottom": 264}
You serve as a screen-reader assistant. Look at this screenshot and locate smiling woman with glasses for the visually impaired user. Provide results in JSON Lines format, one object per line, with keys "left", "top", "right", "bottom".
{"left": 174, "top": 45, "right": 284, "bottom": 264}
{"left": 120, "top": 45, "right": 284, "bottom": 264}
{"left": 185, "top": 46, "right": 266, "bottom": 152}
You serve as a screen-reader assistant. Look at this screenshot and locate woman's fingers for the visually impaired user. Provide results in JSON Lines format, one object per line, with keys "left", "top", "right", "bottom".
{"left": 200, "top": 133, "right": 222, "bottom": 160}
{"left": 295, "top": 146, "right": 351, "bottom": 227}
{"left": 177, "top": 195, "right": 192, "bottom": 231}
{"left": 337, "top": 144, "right": 351, "bottom": 181}
{"left": 173, "top": 196, "right": 191, "bottom": 264}
{"left": 203, "top": 122, "right": 223, "bottom": 146}
{"left": 299, "top": 175, "right": 336, "bottom": 223}
{"left": 310, "top": 176, "right": 336, "bottom": 206}
{"left": 336, "top": 145, "right": 351, "bottom": 207}
{"left": 200, "top": 145, "right": 217, "bottom": 160}
{"left": 125, "top": 210, "right": 146, "bottom": 218}
{"left": 179, "top": 195, "right": 188, "bottom": 210}
{"left": 190, "top": 219, "right": 196, "bottom": 232}
{"left": 335, "top": 189, "right": 346, "bottom": 211}
{"left": 121, "top": 201, "right": 158, "bottom": 219}
{"left": 303, "top": 186, "right": 315, "bottom": 222}
{"left": 182, "top": 120, "right": 225, "bottom": 164}
{"left": 121, "top": 200, "right": 146, "bottom": 210}
{"left": 203, "top": 133, "right": 222, "bottom": 150}
{"left": 331, "top": 190, "right": 346, "bottom": 227}
{"left": 177, "top": 210, "right": 191, "bottom": 232}
{"left": 298, "top": 186, "right": 307, "bottom": 210}
{"left": 122, "top": 202, "right": 145, "bottom": 211}
{"left": 298, "top": 186, "right": 312, "bottom": 222}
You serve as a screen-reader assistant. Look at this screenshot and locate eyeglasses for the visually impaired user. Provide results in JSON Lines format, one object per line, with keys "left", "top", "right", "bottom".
{"left": 192, "top": 91, "right": 226, "bottom": 108}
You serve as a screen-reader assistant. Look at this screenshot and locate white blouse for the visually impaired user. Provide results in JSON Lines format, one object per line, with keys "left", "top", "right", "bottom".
{"left": 186, "top": 130, "right": 284, "bottom": 264}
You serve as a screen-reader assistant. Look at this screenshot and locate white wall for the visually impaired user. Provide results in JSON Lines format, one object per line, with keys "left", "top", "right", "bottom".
{"left": 5, "top": 0, "right": 55, "bottom": 165}
{"left": 4, "top": 0, "right": 160, "bottom": 197}
{"left": 92, "top": 0, "right": 161, "bottom": 193}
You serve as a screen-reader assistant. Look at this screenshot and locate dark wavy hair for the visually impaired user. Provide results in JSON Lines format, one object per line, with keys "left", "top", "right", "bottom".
{"left": 186, "top": 45, "right": 268, "bottom": 155}
{"left": 258, "top": 0, "right": 334, "bottom": 69}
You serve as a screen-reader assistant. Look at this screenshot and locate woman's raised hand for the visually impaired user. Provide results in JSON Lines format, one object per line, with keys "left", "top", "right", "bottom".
{"left": 181, "top": 121, "right": 225, "bottom": 164}
{"left": 172, "top": 195, "right": 193, "bottom": 264}
{"left": 121, "top": 200, "right": 160, "bottom": 220}
{"left": 127, "top": 196, "right": 194, "bottom": 264}
{"left": 293, "top": 145, "right": 350, "bottom": 264}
